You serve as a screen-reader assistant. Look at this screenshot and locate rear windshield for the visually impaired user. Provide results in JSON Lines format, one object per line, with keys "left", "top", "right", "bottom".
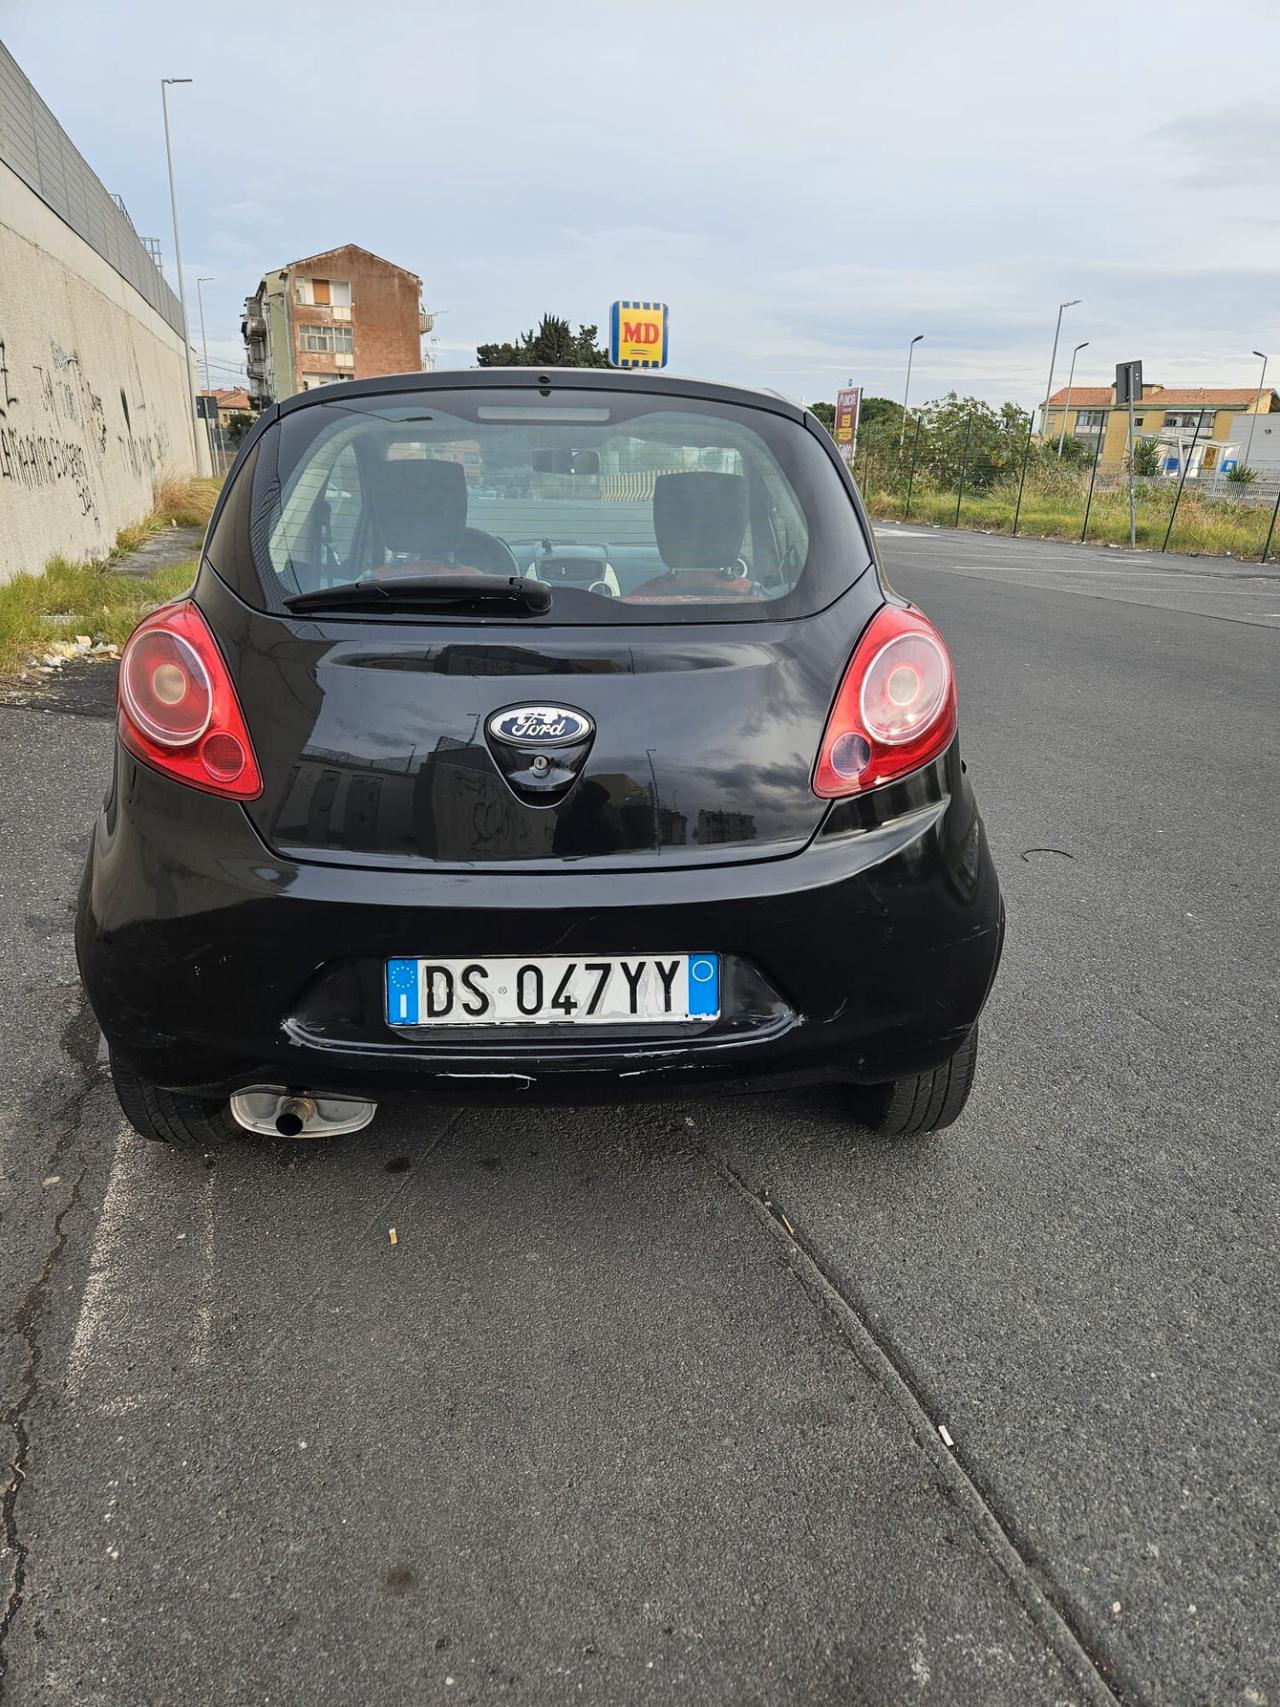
{"left": 245, "top": 386, "right": 870, "bottom": 623}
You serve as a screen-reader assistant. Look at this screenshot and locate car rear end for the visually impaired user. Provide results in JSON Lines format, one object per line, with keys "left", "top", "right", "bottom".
{"left": 77, "top": 371, "right": 1002, "bottom": 1128}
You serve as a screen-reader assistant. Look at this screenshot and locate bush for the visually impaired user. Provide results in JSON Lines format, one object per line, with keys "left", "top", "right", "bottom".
{"left": 1226, "top": 462, "right": 1259, "bottom": 484}
{"left": 1130, "top": 436, "right": 1164, "bottom": 477}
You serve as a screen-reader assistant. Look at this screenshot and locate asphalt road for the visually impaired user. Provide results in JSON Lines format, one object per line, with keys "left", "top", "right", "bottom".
{"left": 1, "top": 526, "right": 1277, "bottom": 1706}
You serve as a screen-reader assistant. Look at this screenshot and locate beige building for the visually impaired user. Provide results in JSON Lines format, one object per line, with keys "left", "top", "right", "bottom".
{"left": 1042, "top": 383, "right": 1280, "bottom": 476}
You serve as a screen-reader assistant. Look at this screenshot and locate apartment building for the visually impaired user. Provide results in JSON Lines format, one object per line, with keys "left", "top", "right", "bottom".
{"left": 242, "top": 244, "right": 427, "bottom": 410}
{"left": 1042, "top": 382, "right": 1280, "bottom": 476}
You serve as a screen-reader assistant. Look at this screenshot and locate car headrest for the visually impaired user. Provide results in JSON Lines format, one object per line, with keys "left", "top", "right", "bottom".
{"left": 367, "top": 456, "right": 468, "bottom": 558}
{"left": 653, "top": 472, "right": 748, "bottom": 570}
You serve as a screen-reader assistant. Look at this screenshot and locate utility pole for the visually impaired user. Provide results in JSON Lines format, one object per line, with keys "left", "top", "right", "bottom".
{"left": 161, "top": 77, "right": 202, "bottom": 474}
{"left": 1128, "top": 385, "right": 1137, "bottom": 549}
{"left": 196, "top": 276, "right": 216, "bottom": 471}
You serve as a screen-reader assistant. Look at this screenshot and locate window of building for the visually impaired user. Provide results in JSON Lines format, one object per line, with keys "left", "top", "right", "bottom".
{"left": 312, "top": 279, "right": 331, "bottom": 306}
{"left": 1075, "top": 410, "right": 1105, "bottom": 431}
{"left": 1164, "top": 410, "right": 1208, "bottom": 431}
{"left": 295, "top": 278, "right": 313, "bottom": 306}
{"left": 298, "top": 325, "right": 354, "bottom": 353}
{"left": 330, "top": 280, "right": 352, "bottom": 307}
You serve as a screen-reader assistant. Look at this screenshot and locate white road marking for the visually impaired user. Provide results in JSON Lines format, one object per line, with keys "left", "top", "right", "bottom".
{"left": 895, "top": 560, "right": 1280, "bottom": 625}
{"left": 193, "top": 1166, "right": 216, "bottom": 1367}
{"left": 65, "top": 1126, "right": 137, "bottom": 1401}
{"left": 920, "top": 563, "right": 1239, "bottom": 580}
{"left": 66, "top": 1123, "right": 221, "bottom": 1406}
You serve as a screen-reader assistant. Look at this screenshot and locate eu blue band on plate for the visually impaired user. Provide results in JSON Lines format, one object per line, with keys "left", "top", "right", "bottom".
{"left": 687, "top": 954, "right": 719, "bottom": 1016}
{"left": 386, "top": 958, "right": 420, "bottom": 1025}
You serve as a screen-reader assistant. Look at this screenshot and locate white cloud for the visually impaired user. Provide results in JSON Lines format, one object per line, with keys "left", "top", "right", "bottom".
{"left": 5, "top": 0, "right": 1278, "bottom": 409}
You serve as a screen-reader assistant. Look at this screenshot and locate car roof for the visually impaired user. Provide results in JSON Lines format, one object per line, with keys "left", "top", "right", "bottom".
{"left": 274, "top": 367, "right": 808, "bottom": 424}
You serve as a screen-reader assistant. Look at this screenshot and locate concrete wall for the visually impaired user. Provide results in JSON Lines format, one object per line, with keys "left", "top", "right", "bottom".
{"left": 0, "top": 161, "right": 201, "bottom": 585}
{"left": 1220, "top": 412, "right": 1280, "bottom": 472}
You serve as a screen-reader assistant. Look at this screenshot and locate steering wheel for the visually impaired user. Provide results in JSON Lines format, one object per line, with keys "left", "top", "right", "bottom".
{"left": 459, "top": 528, "right": 520, "bottom": 577}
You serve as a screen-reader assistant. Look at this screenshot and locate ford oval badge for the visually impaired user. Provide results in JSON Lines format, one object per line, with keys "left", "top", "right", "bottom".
{"left": 487, "top": 704, "right": 594, "bottom": 748}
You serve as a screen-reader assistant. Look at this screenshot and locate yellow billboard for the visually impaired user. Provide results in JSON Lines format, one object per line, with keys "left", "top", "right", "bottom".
{"left": 609, "top": 301, "right": 669, "bottom": 369}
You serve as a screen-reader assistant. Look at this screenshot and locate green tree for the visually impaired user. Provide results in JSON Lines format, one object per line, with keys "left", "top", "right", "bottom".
{"left": 809, "top": 401, "right": 835, "bottom": 431}
{"left": 226, "top": 411, "right": 254, "bottom": 447}
{"left": 910, "top": 393, "right": 1030, "bottom": 490}
{"left": 476, "top": 314, "right": 610, "bottom": 368}
{"left": 859, "top": 396, "right": 903, "bottom": 431}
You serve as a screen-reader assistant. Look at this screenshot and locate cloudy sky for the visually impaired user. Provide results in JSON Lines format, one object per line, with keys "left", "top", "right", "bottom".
{"left": 6, "top": 0, "right": 1279, "bottom": 411}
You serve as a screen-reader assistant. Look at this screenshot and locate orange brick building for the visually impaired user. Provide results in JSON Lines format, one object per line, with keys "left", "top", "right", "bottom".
{"left": 242, "top": 244, "right": 426, "bottom": 409}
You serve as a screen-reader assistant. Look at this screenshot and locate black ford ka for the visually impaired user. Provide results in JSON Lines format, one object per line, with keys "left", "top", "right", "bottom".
{"left": 76, "top": 369, "right": 1003, "bottom": 1146}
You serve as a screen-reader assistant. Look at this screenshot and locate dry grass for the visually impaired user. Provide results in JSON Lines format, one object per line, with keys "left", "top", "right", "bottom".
{"left": 109, "top": 474, "right": 221, "bottom": 558}
{"left": 865, "top": 467, "right": 1278, "bottom": 557}
{"left": 0, "top": 473, "right": 220, "bottom": 679}
{"left": 151, "top": 474, "right": 221, "bottom": 528}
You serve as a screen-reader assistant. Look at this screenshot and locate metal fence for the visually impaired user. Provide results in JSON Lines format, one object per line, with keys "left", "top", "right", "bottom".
{"left": 0, "top": 39, "right": 184, "bottom": 336}
{"left": 853, "top": 417, "right": 1280, "bottom": 561}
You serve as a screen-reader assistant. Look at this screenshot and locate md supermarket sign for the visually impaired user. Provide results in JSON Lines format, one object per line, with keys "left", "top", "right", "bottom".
{"left": 609, "top": 301, "right": 669, "bottom": 369}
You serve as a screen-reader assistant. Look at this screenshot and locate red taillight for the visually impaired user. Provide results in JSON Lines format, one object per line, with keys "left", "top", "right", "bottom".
{"left": 117, "top": 601, "right": 262, "bottom": 800}
{"left": 814, "top": 604, "right": 957, "bottom": 798}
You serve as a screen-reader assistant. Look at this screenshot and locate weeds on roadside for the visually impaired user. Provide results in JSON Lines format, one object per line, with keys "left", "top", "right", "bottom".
{"left": 864, "top": 466, "right": 1277, "bottom": 557}
{"left": 0, "top": 474, "right": 219, "bottom": 678}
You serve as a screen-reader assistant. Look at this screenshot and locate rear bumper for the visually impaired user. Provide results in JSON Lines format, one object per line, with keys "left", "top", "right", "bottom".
{"left": 76, "top": 740, "right": 1003, "bottom": 1102}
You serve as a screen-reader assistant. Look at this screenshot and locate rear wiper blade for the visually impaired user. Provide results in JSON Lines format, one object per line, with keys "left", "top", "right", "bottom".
{"left": 285, "top": 575, "right": 552, "bottom": 614}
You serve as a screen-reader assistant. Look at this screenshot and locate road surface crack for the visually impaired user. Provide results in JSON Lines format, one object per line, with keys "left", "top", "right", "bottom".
{"left": 696, "top": 1140, "right": 1135, "bottom": 1707}
{"left": 0, "top": 999, "right": 102, "bottom": 1694}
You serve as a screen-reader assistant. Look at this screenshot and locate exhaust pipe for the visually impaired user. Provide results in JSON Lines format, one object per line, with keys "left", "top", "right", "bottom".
{"left": 275, "top": 1096, "right": 314, "bottom": 1138}
{"left": 229, "top": 1087, "right": 377, "bottom": 1139}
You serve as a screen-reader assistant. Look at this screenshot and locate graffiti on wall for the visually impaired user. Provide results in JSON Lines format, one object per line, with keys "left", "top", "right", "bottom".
{"left": 0, "top": 337, "right": 18, "bottom": 416}
{"left": 0, "top": 334, "right": 96, "bottom": 518}
{"left": 0, "top": 331, "right": 177, "bottom": 525}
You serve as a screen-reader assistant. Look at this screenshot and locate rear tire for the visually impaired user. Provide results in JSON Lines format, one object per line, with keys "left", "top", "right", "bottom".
{"left": 110, "top": 1054, "right": 237, "bottom": 1147}
{"left": 846, "top": 1024, "right": 980, "bottom": 1137}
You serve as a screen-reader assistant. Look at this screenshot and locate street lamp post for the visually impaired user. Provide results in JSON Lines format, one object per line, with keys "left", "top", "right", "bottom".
{"left": 1245, "top": 350, "right": 1268, "bottom": 470}
{"left": 900, "top": 334, "right": 923, "bottom": 453}
{"left": 1057, "top": 340, "right": 1090, "bottom": 456}
{"left": 160, "top": 77, "right": 202, "bottom": 474}
{"left": 1040, "top": 298, "right": 1080, "bottom": 441}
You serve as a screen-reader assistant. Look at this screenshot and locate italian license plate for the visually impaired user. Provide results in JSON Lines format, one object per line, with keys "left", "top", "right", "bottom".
{"left": 386, "top": 953, "right": 720, "bottom": 1027}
